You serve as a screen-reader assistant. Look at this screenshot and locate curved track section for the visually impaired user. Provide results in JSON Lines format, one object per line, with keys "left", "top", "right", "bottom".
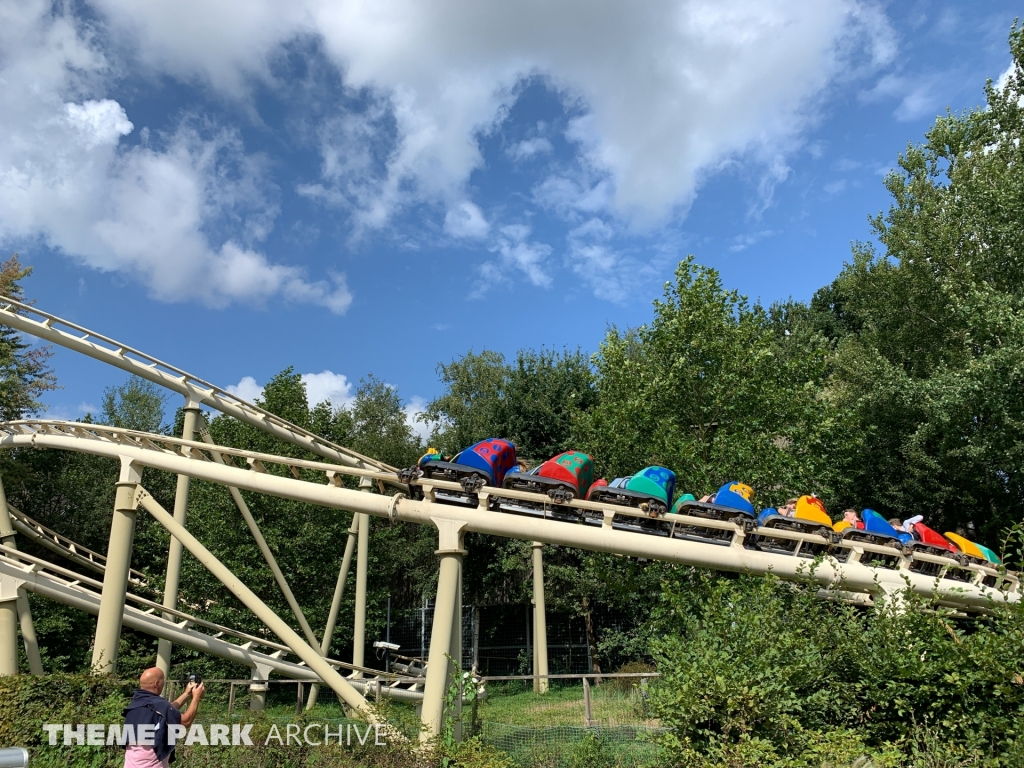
{"left": 0, "top": 544, "right": 424, "bottom": 700}
{"left": 8, "top": 504, "right": 151, "bottom": 589}
{"left": 0, "top": 420, "right": 1016, "bottom": 611}
{"left": 0, "top": 297, "right": 394, "bottom": 473}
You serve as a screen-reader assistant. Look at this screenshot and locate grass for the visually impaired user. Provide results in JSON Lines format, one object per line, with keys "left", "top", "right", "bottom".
{"left": 472, "top": 681, "right": 660, "bottom": 729}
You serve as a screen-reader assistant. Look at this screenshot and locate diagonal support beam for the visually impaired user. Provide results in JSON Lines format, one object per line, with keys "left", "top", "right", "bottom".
{"left": 91, "top": 457, "right": 142, "bottom": 674}
{"left": 0, "top": 478, "right": 42, "bottom": 674}
{"left": 156, "top": 403, "right": 200, "bottom": 673}
{"left": 196, "top": 419, "right": 320, "bottom": 650}
{"left": 133, "top": 486, "right": 372, "bottom": 718}
{"left": 306, "top": 511, "right": 360, "bottom": 710}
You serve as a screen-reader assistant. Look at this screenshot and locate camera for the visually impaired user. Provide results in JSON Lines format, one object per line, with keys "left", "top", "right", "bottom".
{"left": 188, "top": 674, "right": 202, "bottom": 686}
{"left": 373, "top": 641, "right": 400, "bottom": 652}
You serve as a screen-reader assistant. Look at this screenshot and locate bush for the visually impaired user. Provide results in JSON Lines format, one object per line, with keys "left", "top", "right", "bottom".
{"left": 647, "top": 572, "right": 1024, "bottom": 767}
{"left": 0, "top": 674, "right": 433, "bottom": 768}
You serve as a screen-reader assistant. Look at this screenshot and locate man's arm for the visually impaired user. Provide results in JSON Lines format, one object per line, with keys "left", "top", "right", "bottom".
{"left": 179, "top": 683, "right": 205, "bottom": 729}
{"left": 171, "top": 681, "right": 195, "bottom": 710}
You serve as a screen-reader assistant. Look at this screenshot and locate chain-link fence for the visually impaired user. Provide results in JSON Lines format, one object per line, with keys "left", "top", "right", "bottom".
{"left": 469, "top": 673, "right": 666, "bottom": 768}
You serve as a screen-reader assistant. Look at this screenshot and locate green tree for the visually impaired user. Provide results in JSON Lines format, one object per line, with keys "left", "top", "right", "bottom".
{"left": 500, "top": 348, "right": 597, "bottom": 462}
{"left": 0, "top": 255, "right": 57, "bottom": 421}
{"left": 423, "top": 347, "right": 597, "bottom": 461}
{"left": 816, "top": 25, "right": 1024, "bottom": 539}
{"left": 348, "top": 375, "right": 422, "bottom": 468}
{"left": 423, "top": 350, "right": 508, "bottom": 455}
{"left": 99, "top": 376, "right": 169, "bottom": 433}
{"left": 574, "top": 256, "right": 837, "bottom": 505}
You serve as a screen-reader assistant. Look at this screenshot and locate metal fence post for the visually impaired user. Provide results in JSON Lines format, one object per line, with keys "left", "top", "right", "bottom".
{"left": 583, "top": 676, "right": 594, "bottom": 727}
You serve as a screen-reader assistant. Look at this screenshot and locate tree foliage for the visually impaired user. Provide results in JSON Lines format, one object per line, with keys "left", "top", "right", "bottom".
{"left": 811, "top": 24, "right": 1024, "bottom": 538}
{"left": 574, "top": 256, "right": 844, "bottom": 505}
{"left": 0, "top": 255, "right": 57, "bottom": 422}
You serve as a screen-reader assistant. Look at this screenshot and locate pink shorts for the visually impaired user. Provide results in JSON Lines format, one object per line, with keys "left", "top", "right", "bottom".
{"left": 124, "top": 745, "right": 170, "bottom": 768}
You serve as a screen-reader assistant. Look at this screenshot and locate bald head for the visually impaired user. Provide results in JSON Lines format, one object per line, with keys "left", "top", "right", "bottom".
{"left": 139, "top": 667, "right": 165, "bottom": 694}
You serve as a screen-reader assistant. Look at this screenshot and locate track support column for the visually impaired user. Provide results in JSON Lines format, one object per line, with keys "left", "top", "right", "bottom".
{"left": 420, "top": 517, "right": 467, "bottom": 742}
{"left": 352, "top": 478, "right": 372, "bottom": 677}
{"left": 249, "top": 662, "right": 273, "bottom": 711}
{"left": 91, "top": 458, "right": 142, "bottom": 675}
{"left": 0, "top": 574, "right": 20, "bottom": 675}
{"left": 0, "top": 477, "right": 42, "bottom": 673}
{"left": 306, "top": 511, "right": 360, "bottom": 710}
{"left": 156, "top": 402, "right": 200, "bottom": 674}
{"left": 531, "top": 542, "right": 549, "bottom": 694}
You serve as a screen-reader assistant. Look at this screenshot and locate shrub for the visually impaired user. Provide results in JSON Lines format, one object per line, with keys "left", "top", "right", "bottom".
{"left": 647, "top": 572, "right": 1024, "bottom": 766}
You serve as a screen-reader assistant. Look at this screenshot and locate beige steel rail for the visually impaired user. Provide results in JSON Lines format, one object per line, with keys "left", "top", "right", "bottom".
{"left": 0, "top": 545, "right": 425, "bottom": 701}
{"left": 7, "top": 504, "right": 151, "bottom": 589}
{"left": 0, "top": 297, "right": 394, "bottom": 474}
{"left": 0, "top": 420, "right": 1015, "bottom": 608}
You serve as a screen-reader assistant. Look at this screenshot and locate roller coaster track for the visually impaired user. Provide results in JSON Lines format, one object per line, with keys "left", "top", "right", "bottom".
{"left": 0, "top": 297, "right": 395, "bottom": 474}
{"left": 0, "top": 299, "right": 1016, "bottom": 734}
{"left": 0, "top": 543, "right": 425, "bottom": 701}
{"left": 0, "top": 419, "right": 1016, "bottom": 611}
{"left": 7, "top": 504, "right": 151, "bottom": 590}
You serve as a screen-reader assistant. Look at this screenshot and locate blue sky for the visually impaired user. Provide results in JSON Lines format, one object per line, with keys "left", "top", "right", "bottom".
{"left": 1, "top": 0, "right": 1020, "bottom": 434}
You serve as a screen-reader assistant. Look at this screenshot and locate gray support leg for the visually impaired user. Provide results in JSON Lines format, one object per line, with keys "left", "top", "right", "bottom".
{"left": 352, "top": 478, "right": 373, "bottom": 677}
{"left": 306, "top": 512, "right": 359, "bottom": 710}
{"left": 449, "top": 554, "right": 463, "bottom": 741}
{"left": 419, "top": 517, "right": 467, "bottom": 742}
{"left": 0, "top": 477, "right": 42, "bottom": 674}
{"left": 16, "top": 593, "right": 42, "bottom": 674}
{"left": 91, "top": 458, "right": 142, "bottom": 674}
{"left": 532, "top": 542, "right": 549, "bottom": 694}
{"left": 249, "top": 663, "right": 273, "bottom": 711}
{"left": 0, "top": 576, "right": 19, "bottom": 675}
{"left": 156, "top": 405, "right": 200, "bottom": 674}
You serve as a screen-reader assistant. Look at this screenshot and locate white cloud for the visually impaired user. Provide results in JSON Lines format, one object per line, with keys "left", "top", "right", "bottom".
{"left": 403, "top": 395, "right": 432, "bottom": 442}
{"left": 301, "top": 370, "right": 355, "bottom": 408}
{"left": 564, "top": 217, "right": 667, "bottom": 303}
{"left": 226, "top": 370, "right": 355, "bottom": 407}
{"left": 0, "top": 1, "right": 352, "bottom": 314}
{"left": 860, "top": 72, "right": 944, "bottom": 122}
{"left": 47, "top": 401, "right": 102, "bottom": 420}
{"left": 534, "top": 174, "right": 612, "bottom": 219}
{"left": 444, "top": 201, "right": 490, "bottom": 239}
{"left": 476, "top": 224, "right": 553, "bottom": 293}
{"left": 507, "top": 137, "right": 553, "bottom": 161}
{"left": 226, "top": 375, "right": 264, "bottom": 403}
{"left": 87, "top": 0, "right": 896, "bottom": 228}
{"left": 729, "top": 229, "right": 778, "bottom": 252}
{"left": 822, "top": 179, "right": 847, "bottom": 196}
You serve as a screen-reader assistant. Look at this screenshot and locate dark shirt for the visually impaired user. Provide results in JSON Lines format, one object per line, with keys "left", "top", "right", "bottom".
{"left": 123, "top": 689, "right": 182, "bottom": 763}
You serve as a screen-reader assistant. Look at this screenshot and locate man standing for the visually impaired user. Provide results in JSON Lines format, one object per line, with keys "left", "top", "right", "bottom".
{"left": 123, "top": 667, "right": 204, "bottom": 767}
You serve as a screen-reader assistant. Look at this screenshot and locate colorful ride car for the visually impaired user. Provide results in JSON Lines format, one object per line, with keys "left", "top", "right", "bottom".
{"left": 665, "top": 482, "right": 756, "bottom": 546}
{"left": 495, "top": 451, "right": 596, "bottom": 521}
{"left": 945, "top": 532, "right": 996, "bottom": 567}
{"left": 587, "top": 466, "right": 677, "bottom": 517}
{"left": 752, "top": 495, "right": 835, "bottom": 557}
{"left": 400, "top": 438, "right": 517, "bottom": 507}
